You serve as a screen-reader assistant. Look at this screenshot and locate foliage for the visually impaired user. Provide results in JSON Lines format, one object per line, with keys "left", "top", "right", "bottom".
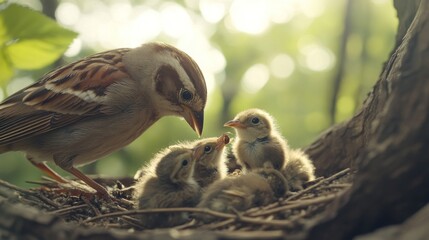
{"left": 0, "top": 3, "right": 77, "bottom": 83}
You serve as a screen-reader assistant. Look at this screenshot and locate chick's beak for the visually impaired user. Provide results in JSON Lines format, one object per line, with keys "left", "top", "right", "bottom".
{"left": 183, "top": 106, "right": 204, "bottom": 136}
{"left": 224, "top": 119, "right": 244, "bottom": 128}
{"left": 192, "top": 145, "right": 205, "bottom": 160}
{"left": 215, "top": 134, "right": 230, "bottom": 150}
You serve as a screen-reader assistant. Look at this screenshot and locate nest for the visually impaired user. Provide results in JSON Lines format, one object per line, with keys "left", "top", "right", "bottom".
{"left": 0, "top": 168, "right": 352, "bottom": 238}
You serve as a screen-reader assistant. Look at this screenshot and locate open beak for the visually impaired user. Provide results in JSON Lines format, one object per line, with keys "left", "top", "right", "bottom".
{"left": 183, "top": 106, "right": 204, "bottom": 136}
{"left": 224, "top": 119, "right": 245, "bottom": 129}
{"left": 215, "top": 134, "right": 230, "bottom": 150}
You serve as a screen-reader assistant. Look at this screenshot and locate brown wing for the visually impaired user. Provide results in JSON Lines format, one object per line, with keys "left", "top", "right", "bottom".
{"left": 0, "top": 48, "right": 132, "bottom": 145}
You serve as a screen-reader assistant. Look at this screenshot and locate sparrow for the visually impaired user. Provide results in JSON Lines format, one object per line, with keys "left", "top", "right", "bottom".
{"left": 196, "top": 172, "right": 275, "bottom": 222}
{"left": 282, "top": 149, "right": 315, "bottom": 191}
{"left": 192, "top": 133, "right": 230, "bottom": 189}
{"left": 133, "top": 144, "right": 203, "bottom": 228}
{"left": 224, "top": 108, "right": 288, "bottom": 172}
{"left": 0, "top": 42, "right": 207, "bottom": 197}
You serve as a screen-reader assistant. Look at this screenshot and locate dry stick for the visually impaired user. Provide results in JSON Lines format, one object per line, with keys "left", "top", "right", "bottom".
{"left": 173, "top": 219, "right": 197, "bottom": 230}
{"left": 319, "top": 183, "right": 352, "bottom": 189}
{"left": 202, "top": 219, "right": 235, "bottom": 230}
{"left": 0, "top": 179, "right": 34, "bottom": 195}
{"left": 243, "top": 168, "right": 350, "bottom": 216}
{"left": 120, "top": 215, "right": 144, "bottom": 230}
{"left": 215, "top": 230, "right": 284, "bottom": 239}
{"left": 50, "top": 204, "right": 88, "bottom": 215}
{"left": 34, "top": 192, "right": 61, "bottom": 208}
{"left": 199, "top": 169, "right": 351, "bottom": 230}
{"left": 0, "top": 179, "right": 61, "bottom": 208}
{"left": 82, "top": 207, "right": 234, "bottom": 224}
{"left": 251, "top": 194, "right": 339, "bottom": 217}
{"left": 82, "top": 207, "right": 295, "bottom": 228}
{"left": 82, "top": 197, "right": 101, "bottom": 216}
{"left": 284, "top": 168, "right": 350, "bottom": 202}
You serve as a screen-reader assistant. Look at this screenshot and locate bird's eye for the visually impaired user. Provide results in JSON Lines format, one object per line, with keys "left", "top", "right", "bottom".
{"left": 182, "top": 159, "right": 188, "bottom": 166}
{"left": 204, "top": 145, "right": 212, "bottom": 153}
{"left": 180, "top": 89, "right": 193, "bottom": 102}
{"left": 251, "top": 117, "right": 260, "bottom": 124}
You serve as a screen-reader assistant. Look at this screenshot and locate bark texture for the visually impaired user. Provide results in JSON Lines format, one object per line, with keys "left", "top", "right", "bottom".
{"left": 305, "top": 0, "right": 429, "bottom": 238}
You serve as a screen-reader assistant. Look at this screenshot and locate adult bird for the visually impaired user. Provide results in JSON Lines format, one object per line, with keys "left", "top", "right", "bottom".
{"left": 0, "top": 42, "right": 207, "bottom": 197}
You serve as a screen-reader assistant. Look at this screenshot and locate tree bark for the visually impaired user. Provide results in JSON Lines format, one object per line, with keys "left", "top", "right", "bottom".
{"left": 305, "top": 0, "right": 429, "bottom": 238}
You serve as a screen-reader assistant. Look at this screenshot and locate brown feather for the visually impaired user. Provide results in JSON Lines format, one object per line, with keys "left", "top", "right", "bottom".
{"left": 0, "top": 48, "right": 131, "bottom": 145}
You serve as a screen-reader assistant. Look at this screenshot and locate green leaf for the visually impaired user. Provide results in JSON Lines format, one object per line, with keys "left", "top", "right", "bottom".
{"left": 0, "top": 48, "right": 13, "bottom": 83}
{"left": 0, "top": 3, "right": 77, "bottom": 70}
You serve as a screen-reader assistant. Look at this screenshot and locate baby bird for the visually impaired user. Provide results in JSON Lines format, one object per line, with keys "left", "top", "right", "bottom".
{"left": 196, "top": 172, "right": 275, "bottom": 222}
{"left": 192, "top": 133, "right": 230, "bottom": 189}
{"left": 254, "top": 167, "right": 289, "bottom": 198}
{"left": 225, "top": 108, "right": 316, "bottom": 191}
{"left": 133, "top": 144, "right": 204, "bottom": 228}
{"left": 224, "top": 108, "right": 288, "bottom": 171}
{"left": 282, "top": 149, "right": 315, "bottom": 191}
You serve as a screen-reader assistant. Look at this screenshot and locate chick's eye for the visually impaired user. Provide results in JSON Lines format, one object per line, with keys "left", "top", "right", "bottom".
{"left": 251, "top": 117, "right": 260, "bottom": 124}
{"left": 181, "top": 89, "right": 193, "bottom": 102}
{"left": 181, "top": 159, "right": 188, "bottom": 166}
{"left": 204, "top": 146, "right": 212, "bottom": 153}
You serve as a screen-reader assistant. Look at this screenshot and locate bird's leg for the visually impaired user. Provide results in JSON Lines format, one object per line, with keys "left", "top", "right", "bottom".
{"left": 28, "top": 159, "right": 68, "bottom": 183}
{"left": 64, "top": 167, "right": 110, "bottom": 198}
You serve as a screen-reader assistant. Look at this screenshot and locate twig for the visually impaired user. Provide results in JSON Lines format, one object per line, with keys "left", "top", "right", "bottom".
{"left": 202, "top": 219, "right": 235, "bottom": 230}
{"left": 120, "top": 215, "right": 144, "bottom": 230}
{"left": 50, "top": 204, "right": 88, "bottom": 215}
{"left": 215, "top": 230, "right": 284, "bottom": 239}
{"left": 34, "top": 192, "right": 61, "bottom": 208}
{"left": 82, "top": 207, "right": 296, "bottom": 228}
{"left": 251, "top": 194, "right": 339, "bottom": 217}
{"left": 285, "top": 168, "right": 350, "bottom": 201}
{"left": 320, "top": 183, "right": 352, "bottom": 189}
{"left": 173, "top": 219, "right": 197, "bottom": 230}
{"left": 0, "top": 179, "right": 34, "bottom": 195}
{"left": 82, "top": 207, "right": 235, "bottom": 224}
{"left": 82, "top": 197, "right": 101, "bottom": 216}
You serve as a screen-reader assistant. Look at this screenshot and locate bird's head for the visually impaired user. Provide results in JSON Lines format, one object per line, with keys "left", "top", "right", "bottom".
{"left": 155, "top": 147, "right": 197, "bottom": 184}
{"left": 192, "top": 134, "right": 230, "bottom": 167}
{"left": 224, "top": 109, "right": 274, "bottom": 141}
{"left": 124, "top": 42, "right": 207, "bottom": 136}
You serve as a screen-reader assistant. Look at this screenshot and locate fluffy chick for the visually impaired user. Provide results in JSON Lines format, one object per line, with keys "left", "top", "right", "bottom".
{"left": 224, "top": 108, "right": 289, "bottom": 171}
{"left": 196, "top": 173, "right": 275, "bottom": 222}
{"left": 133, "top": 145, "right": 202, "bottom": 228}
{"left": 282, "top": 149, "right": 315, "bottom": 191}
{"left": 192, "top": 134, "right": 230, "bottom": 189}
{"left": 254, "top": 167, "right": 289, "bottom": 198}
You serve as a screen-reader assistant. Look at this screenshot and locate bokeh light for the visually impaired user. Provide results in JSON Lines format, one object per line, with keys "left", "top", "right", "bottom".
{"left": 270, "top": 54, "right": 295, "bottom": 79}
{"left": 228, "top": 0, "right": 270, "bottom": 35}
{"left": 241, "top": 64, "right": 270, "bottom": 93}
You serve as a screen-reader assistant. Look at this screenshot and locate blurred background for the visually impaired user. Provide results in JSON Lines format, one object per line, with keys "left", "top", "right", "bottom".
{"left": 1, "top": 0, "right": 397, "bottom": 187}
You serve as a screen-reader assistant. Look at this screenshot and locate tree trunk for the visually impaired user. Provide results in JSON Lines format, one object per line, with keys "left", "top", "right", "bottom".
{"left": 305, "top": 0, "right": 429, "bottom": 238}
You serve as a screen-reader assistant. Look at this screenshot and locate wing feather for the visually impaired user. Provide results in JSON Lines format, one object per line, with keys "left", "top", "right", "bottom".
{"left": 0, "top": 48, "right": 132, "bottom": 145}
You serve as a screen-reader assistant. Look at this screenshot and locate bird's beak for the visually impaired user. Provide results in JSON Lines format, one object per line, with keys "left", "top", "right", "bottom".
{"left": 182, "top": 106, "right": 204, "bottom": 136}
{"left": 215, "top": 134, "right": 230, "bottom": 150}
{"left": 192, "top": 145, "right": 205, "bottom": 160}
{"left": 224, "top": 119, "right": 244, "bottom": 129}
